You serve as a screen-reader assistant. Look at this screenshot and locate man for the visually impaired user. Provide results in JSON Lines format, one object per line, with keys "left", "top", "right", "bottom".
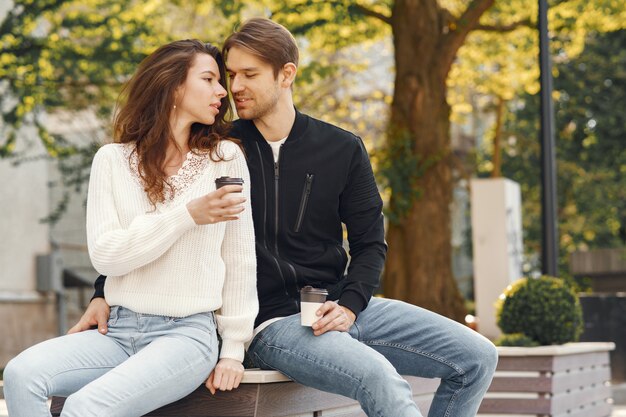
{"left": 74, "top": 18, "right": 497, "bottom": 416}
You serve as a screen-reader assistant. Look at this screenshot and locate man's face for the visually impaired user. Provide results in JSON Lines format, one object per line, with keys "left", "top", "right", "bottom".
{"left": 226, "top": 46, "right": 281, "bottom": 120}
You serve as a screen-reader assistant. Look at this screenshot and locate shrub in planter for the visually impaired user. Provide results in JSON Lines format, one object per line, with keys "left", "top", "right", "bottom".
{"left": 495, "top": 332, "right": 540, "bottom": 347}
{"left": 496, "top": 275, "right": 584, "bottom": 346}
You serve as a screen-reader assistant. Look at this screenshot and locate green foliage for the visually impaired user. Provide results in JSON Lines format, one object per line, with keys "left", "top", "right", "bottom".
{"left": 1, "top": 0, "right": 243, "bottom": 222}
{"left": 496, "top": 276, "right": 584, "bottom": 345}
{"left": 501, "top": 30, "right": 626, "bottom": 272}
{"left": 3, "top": 0, "right": 625, "bottom": 241}
{"left": 1, "top": 0, "right": 161, "bottom": 154}
{"left": 451, "top": 0, "right": 626, "bottom": 124}
{"left": 269, "top": 0, "right": 390, "bottom": 51}
{"left": 495, "top": 333, "right": 540, "bottom": 347}
{"left": 1, "top": 0, "right": 243, "bottom": 157}
{"left": 376, "top": 128, "right": 440, "bottom": 224}
{"left": 559, "top": 271, "right": 592, "bottom": 294}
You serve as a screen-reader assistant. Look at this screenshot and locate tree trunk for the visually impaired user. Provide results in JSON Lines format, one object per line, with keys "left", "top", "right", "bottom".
{"left": 383, "top": 0, "right": 470, "bottom": 322}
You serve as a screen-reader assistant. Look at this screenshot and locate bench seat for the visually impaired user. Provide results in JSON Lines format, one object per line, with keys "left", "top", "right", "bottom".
{"left": 50, "top": 369, "right": 439, "bottom": 417}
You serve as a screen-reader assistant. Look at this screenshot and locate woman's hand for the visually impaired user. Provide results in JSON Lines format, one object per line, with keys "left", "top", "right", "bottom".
{"left": 67, "top": 297, "right": 111, "bottom": 335}
{"left": 186, "top": 185, "right": 245, "bottom": 225}
{"left": 205, "top": 358, "right": 245, "bottom": 394}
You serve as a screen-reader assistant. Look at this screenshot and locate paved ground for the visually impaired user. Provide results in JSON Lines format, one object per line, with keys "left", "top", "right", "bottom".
{"left": 0, "top": 400, "right": 625, "bottom": 416}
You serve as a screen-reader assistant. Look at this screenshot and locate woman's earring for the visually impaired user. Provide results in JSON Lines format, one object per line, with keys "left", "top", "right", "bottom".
{"left": 173, "top": 104, "right": 177, "bottom": 109}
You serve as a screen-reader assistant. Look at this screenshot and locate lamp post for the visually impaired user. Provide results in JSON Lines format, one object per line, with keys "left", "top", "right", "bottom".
{"left": 538, "top": 0, "right": 559, "bottom": 276}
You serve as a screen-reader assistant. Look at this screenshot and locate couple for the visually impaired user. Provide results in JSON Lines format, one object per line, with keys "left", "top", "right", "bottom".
{"left": 5, "top": 18, "right": 497, "bottom": 417}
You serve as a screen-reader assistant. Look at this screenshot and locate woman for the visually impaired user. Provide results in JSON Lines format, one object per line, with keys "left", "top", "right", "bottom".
{"left": 4, "top": 40, "right": 258, "bottom": 416}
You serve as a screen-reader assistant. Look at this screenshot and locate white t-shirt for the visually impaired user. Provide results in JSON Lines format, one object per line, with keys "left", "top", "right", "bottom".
{"left": 267, "top": 137, "right": 287, "bottom": 162}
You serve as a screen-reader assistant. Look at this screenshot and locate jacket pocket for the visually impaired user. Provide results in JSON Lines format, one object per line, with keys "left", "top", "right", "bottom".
{"left": 294, "top": 173, "right": 314, "bottom": 233}
{"left": 333, "top": 244, "right": 348, "bottom": 275}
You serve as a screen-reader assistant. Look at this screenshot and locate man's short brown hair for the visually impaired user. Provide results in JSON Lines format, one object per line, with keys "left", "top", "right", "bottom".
{"left": 223, "top": 18, "right": 299, "bottom": 77}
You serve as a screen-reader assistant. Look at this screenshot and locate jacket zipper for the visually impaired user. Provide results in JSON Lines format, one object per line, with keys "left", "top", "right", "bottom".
{"left": 256, "top": 141, "right": 290, "bottom": 300}
{"left": 275, "top": 145, "right": 300, "bottom": 299}
{"left": 294, "top": 174, "right": 314, "bottom": 233}
{"left": 254, "top": 142, "right": 268, "bottom": 250}
{"left": 274, "top": 147, "right": 281, "bottom": 255}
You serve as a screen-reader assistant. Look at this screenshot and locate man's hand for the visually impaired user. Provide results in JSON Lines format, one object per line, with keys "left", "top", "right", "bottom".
{"left": 67, "top": 298, "right": 110, "bottom": 335}
{"left": 311, "top": 301, "right": 356, "bottom": 336}
{"left": 186, "top": 185, "right": 246, "bottom": 225}
{"left": 205, "top": 358, "right": 245, "bottom": 394}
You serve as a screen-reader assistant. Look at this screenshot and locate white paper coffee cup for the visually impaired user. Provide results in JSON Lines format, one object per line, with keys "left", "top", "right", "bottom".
{"left": 300, "top": 286, "right": 328, "bottom": 326}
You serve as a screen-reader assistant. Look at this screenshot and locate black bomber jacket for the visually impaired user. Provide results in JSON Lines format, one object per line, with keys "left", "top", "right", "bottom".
{"left": 93, "top": 110, "right": 387, "bottom": 327}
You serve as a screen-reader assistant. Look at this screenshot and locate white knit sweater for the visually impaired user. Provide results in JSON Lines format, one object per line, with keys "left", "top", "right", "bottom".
{"left": 86, "top": 141, "right": 258, "bottom": 361}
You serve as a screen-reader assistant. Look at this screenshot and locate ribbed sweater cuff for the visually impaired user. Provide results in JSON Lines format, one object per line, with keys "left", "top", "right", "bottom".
{"left": 219, "top": 340, "right": 245, "bottom": 363}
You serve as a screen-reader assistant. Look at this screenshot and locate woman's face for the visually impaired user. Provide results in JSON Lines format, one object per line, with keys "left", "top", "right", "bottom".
{"left": 174, "top": 53, "right": 227, "bottom": 126}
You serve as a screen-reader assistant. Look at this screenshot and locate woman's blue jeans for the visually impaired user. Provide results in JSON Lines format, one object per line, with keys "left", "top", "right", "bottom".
{"left": 247, "top": 297, "right": 498, "bottom": 417}
{"left": 4, "top": 306, "right": 218, "bottom": 417}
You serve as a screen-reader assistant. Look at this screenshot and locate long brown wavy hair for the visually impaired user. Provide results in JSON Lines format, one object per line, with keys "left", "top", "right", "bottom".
{"left": 113, "top": 40, "right": 234, "bottom": 206}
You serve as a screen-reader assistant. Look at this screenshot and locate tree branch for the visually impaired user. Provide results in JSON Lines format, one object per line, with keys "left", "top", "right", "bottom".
{"left": 272, "top": 1, "right": 391, "bottom": 28}
{"left": 474, "top": 18, "right": 533, "bottom": 32}
{"left": 455, "top": 0, "right": 496, "bottom": 35}
{"left": 441, "top": 0, "right": 495, "bottom": 74}
{"left": 471, "top": 0, "right": 572, "bottom": 34}
{"left": 550, "top": 0, "right": 574, "bottom": 7}
{"left": 350, "top": 3, "right": 392, "bottom": 25}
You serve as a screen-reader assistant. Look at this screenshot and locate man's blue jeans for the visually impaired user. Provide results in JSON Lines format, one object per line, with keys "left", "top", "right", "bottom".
{"left": 247, "top": 297, "right": 498, "bottom": 417}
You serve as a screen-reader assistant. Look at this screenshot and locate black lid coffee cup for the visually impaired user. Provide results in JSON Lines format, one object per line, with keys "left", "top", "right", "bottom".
{"left": 300, "top": 286, "right": 328, "bottom": 303}
{"left": 300, "top": 286, "right": 328, "bottom": 327}
{"left": 215, "top": 176, "right": 244, "bottom": 190}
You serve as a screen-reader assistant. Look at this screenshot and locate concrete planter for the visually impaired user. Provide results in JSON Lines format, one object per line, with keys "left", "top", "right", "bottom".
{"left": 479, "top": 342, "right": 615, "bottom": 417}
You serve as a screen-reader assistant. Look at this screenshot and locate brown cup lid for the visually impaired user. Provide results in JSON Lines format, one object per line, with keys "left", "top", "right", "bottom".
{"left": 300, "top": 286, "right": 328, "bottom": 303}
{"left": 215, "top": 176, "right": 244, "bottom": 188}
{"left": 300, "top": 286, "right": 328, "bottom": 295}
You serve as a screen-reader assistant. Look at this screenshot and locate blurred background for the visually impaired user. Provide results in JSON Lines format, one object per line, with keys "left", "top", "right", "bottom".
{"left": 0, "top": 0, "right": 624, "bottom": 382}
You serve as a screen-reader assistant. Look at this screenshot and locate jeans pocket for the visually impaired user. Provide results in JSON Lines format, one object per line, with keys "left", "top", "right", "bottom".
{"left": 170, "top": 311, "right": 216, "bottom": 333}
{"left": 107, "top": 305, "right": 120, "bottom": 326}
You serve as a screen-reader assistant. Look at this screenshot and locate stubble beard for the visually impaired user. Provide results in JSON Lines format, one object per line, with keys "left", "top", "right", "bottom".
{"left": 236, "top": 83, "right": 281, "bottom": 121}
